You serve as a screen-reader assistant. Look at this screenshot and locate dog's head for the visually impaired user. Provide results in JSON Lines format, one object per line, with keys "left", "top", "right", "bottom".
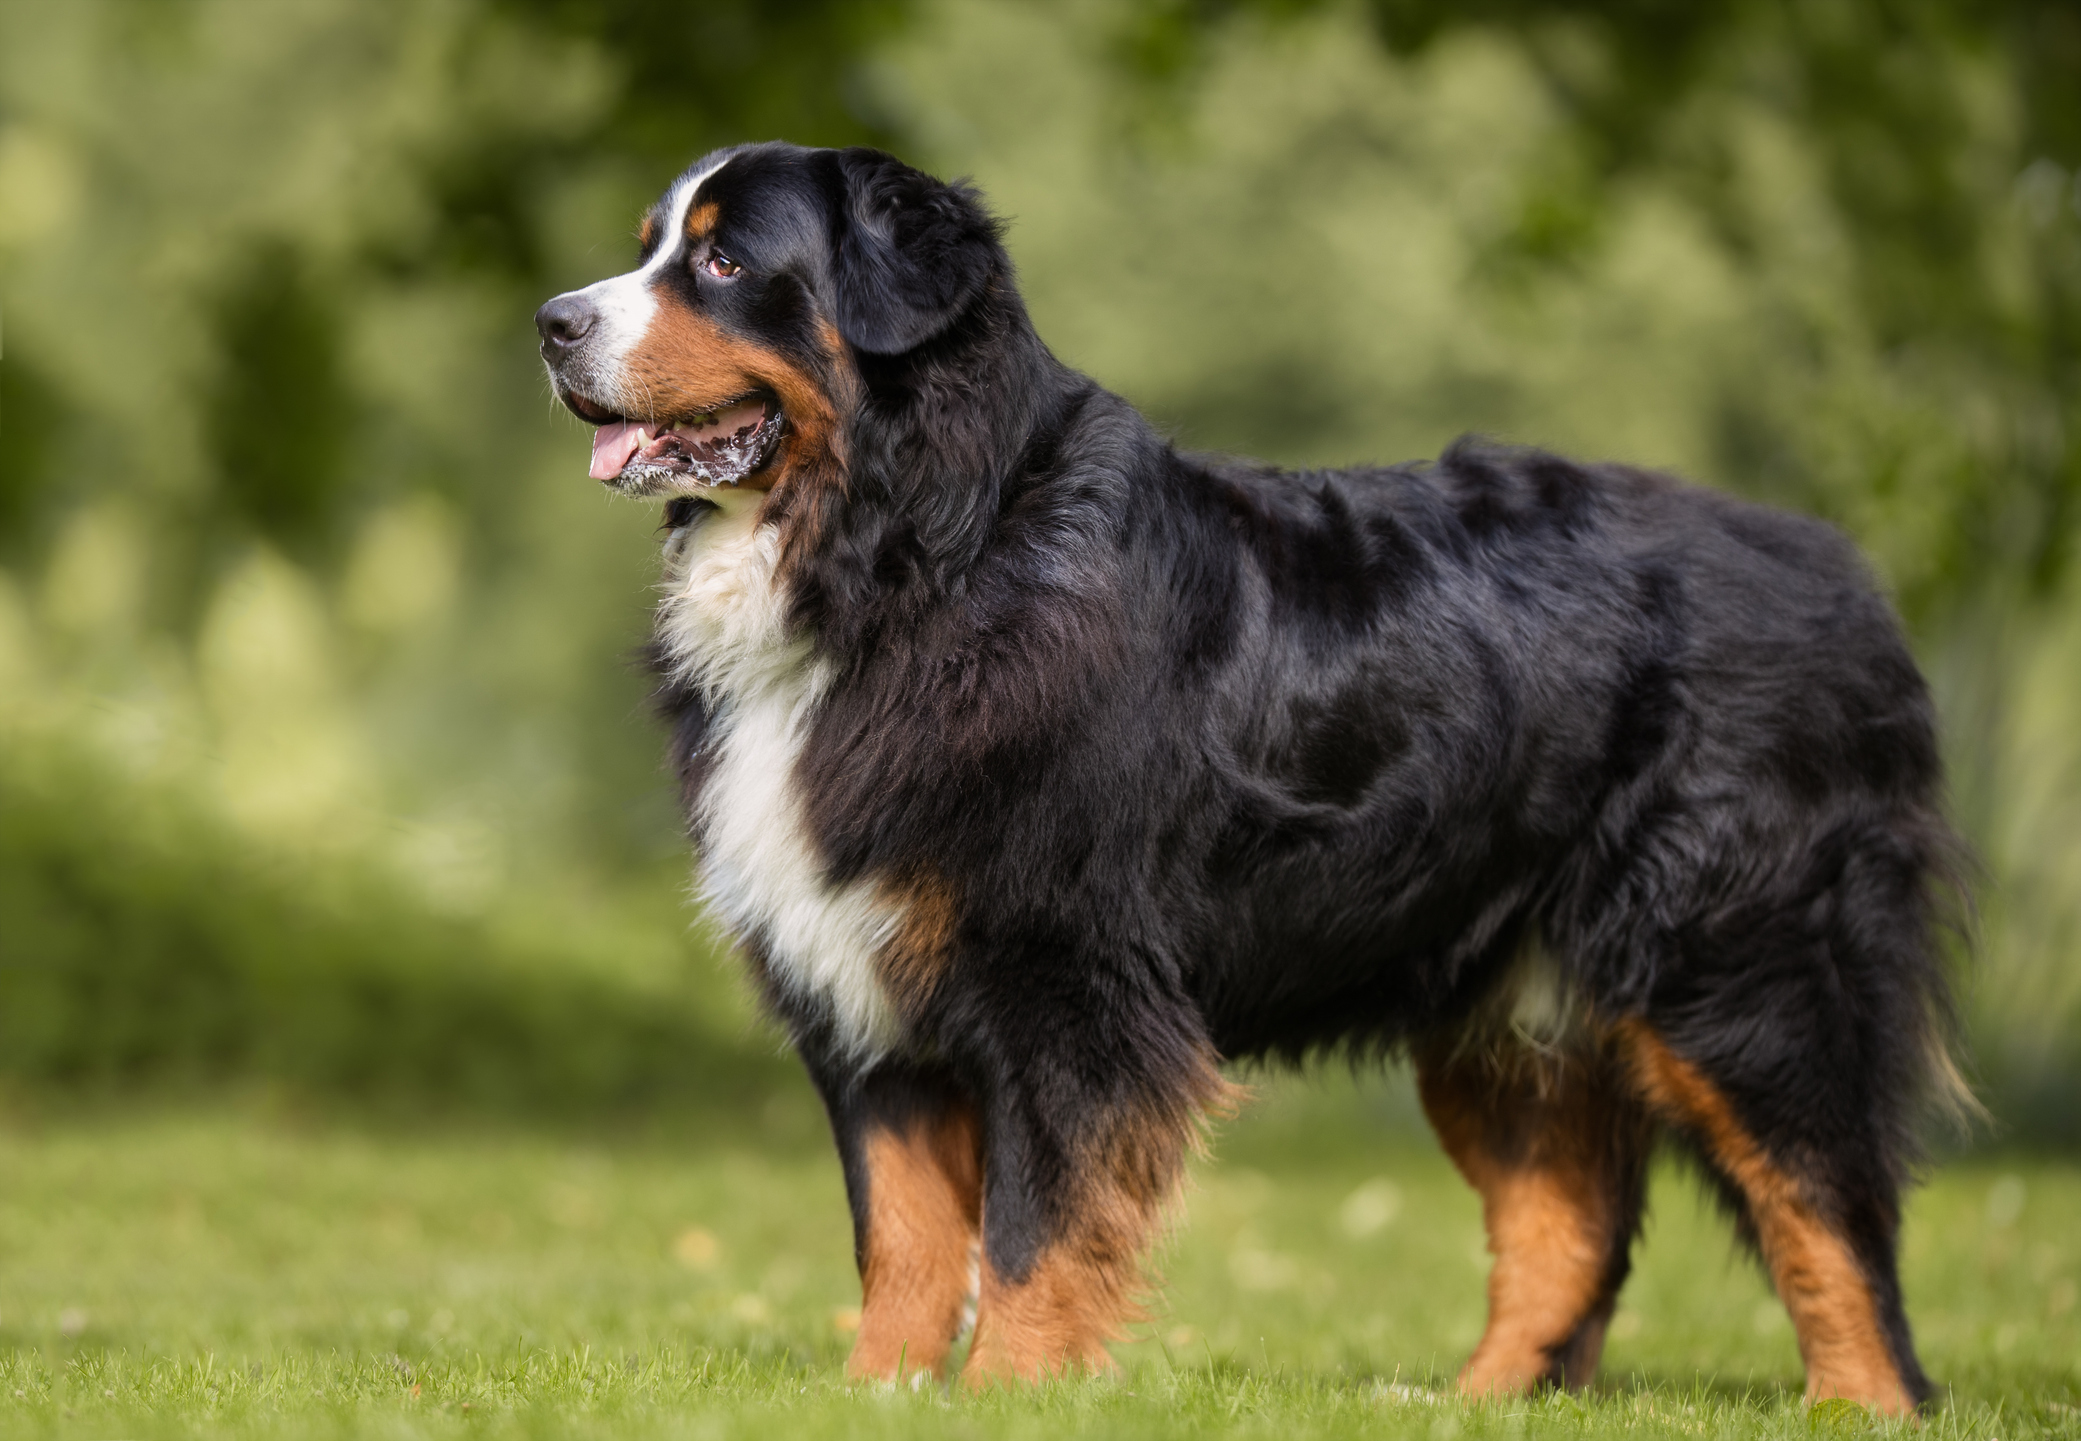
{"left": 535, "top": 143, "right": 1002, "bottom": 500}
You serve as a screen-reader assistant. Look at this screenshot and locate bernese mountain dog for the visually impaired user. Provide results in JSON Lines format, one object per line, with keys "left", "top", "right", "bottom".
{"left": 535, "top": 143, "right": 1965, "bottom": 1410}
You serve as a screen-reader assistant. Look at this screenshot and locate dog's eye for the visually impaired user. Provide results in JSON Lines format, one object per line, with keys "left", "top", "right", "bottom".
{"left": 701, "top": 251, "right": 743, "bottom": 280}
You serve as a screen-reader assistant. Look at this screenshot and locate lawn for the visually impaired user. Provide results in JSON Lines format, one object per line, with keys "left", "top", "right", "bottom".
{"left": 0, "top": 1073, "right": 2074, "bottom": 1440}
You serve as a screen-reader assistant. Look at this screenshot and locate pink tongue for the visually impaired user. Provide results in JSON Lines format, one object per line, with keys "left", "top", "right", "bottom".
{"left": 590, "top": 420, "right": 646, "bottom": 480}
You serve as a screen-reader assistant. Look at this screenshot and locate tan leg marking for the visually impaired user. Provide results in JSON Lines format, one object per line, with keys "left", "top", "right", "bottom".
{"left": 965, "top": 1245, "right": 1126, "bottom": 1384}
{"left": 847, "top": 1102, "right": 982, "bottom": 1382}
{"left": 1419, "top": 1047, "right": 1637, "bottom": 1397}
{"left": 961, "top": 1056, "right": 1243, "bottom": 1388}
{"left": 1614, "top": 1020, "right": 1914, "bottom": 1415}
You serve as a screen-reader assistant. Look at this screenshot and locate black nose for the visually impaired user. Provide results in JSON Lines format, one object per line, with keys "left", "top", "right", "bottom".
{"left": 535, "top": 295, "right": 597, "bottom": 349}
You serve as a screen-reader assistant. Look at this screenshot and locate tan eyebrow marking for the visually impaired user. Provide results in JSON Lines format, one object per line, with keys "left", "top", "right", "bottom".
{"left": 638, "top": 213, "right": 659, "bottom": 252}
{"left": 685, "top": 201, "right": 721, "bottom": 242}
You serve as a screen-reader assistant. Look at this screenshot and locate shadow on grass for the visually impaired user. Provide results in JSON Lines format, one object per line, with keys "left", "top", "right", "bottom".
{"left": 0, "top": 740, "right": 799, "bottom": 1140}
{"left": 1920, "top": 1361, "right": 2081, "bottom": 1407}
{"left": 1587, "top": 1369, "right": 1801, "bottom": 1408}
{"left": 1596, "top": 1364, "right": 2081, "bottom": 1422}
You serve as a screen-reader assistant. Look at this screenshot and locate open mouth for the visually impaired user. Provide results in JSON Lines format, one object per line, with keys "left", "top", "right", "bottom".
{"left": 576, "top": 395, "right": 783, "bottom": 490}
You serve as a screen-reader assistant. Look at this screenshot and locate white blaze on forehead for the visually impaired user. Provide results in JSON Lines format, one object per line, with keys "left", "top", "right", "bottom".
{"left": 542, "top": 157, "right": 735, "bottom": 412}
{"left": 639, "top": 155, "right": 732, "bottom": 276}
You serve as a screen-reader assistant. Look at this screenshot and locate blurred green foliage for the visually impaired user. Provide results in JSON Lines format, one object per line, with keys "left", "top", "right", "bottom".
{"left": 0, "top": 0, "right": 2077, "bottom": 1136}
{"left": 0, "top": 737, "right": 791, "bottom": 1119}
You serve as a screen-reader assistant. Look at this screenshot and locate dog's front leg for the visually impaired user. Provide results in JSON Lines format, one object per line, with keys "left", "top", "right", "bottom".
{"left": 958, "top": 1017, "right": 1234, "bottom": 1387}
{"left": 814, "top": 1062, "right": 984, "bottom": 1383}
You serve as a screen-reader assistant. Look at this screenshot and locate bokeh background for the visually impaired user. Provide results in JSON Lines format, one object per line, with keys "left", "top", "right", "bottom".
{"left": 2, "top": 0, "right": 2078, "bottom": 1145}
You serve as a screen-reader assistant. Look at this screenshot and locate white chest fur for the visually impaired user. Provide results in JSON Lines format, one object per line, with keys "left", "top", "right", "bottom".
{"left": 654, "top": 496, "right": 906, "bottom": 1063}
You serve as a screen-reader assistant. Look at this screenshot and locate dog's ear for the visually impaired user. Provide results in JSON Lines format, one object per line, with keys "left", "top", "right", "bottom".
{"left": 830, "top": 148, "right": 999, "bottom": 356}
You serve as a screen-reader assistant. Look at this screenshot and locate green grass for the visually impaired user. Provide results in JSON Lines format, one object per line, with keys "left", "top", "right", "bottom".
{"left": 0, "top": 1075, "right": 2075, "bottom": 1439}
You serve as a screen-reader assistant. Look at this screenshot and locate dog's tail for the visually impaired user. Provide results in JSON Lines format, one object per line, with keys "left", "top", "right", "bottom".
{"left": 1907, "top": 804, "right": 1987, "bottom": 1137}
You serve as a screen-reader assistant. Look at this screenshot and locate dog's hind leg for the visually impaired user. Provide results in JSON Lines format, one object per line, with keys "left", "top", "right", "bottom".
{"left": 818, "top": 1065, "right": 984, "bottom": 1382}
{"left": 1417, "top": 1039, "right": 1653, "bottom": 1396}
{"left": 1602, "top": 806, "right": 1957, "bottom": 1416}
{"left": 1613, "top": 1017, "right": 1926, "bottom": 1415}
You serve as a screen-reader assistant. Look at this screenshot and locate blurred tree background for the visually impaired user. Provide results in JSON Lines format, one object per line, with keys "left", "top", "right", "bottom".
{"left": 1, "top": 0, "right": 2076, "bottom": 1139}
